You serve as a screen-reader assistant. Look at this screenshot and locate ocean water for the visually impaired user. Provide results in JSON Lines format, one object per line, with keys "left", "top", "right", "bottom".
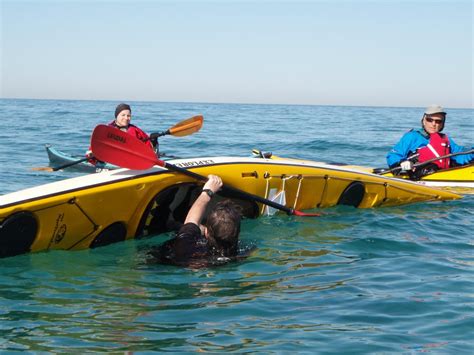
{"left": 0, "top": 98, "right": 473, "bottom": 353}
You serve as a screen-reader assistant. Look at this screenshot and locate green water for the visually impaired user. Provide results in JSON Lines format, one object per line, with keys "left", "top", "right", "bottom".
{"left": 1, "top": 99, "right": 473, "bottom": 352}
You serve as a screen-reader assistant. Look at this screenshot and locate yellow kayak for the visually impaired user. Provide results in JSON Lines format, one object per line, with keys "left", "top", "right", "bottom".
{"left": 0, "top": 155, "right": 461, "bottom": 258}
{"left": 343, "top": 163, "right": 474, "bottom": 195}
{"left": 378, "top": 164, "right": 473, "bottom": 188}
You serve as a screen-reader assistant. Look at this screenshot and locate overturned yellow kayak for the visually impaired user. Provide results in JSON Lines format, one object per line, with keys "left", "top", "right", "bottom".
{"left": 0, "top": 156, "right": 461, "bottom": 257}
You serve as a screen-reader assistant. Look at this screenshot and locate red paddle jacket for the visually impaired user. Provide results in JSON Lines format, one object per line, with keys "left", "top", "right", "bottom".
{"left": 107, "top": 121, "right": 153, "bottom": 149}
{"left": 87, "top": 121, "right": 153, "bottom": 165}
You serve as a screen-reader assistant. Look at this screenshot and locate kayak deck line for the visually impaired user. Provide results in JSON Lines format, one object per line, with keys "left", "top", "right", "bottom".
{"left": 261, "top": 172, "right": 449, "bottom": 208}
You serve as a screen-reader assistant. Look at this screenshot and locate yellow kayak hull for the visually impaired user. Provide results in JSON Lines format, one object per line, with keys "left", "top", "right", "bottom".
{"left": 0, "top": 156, "right": 461, "bottom": 257}
{"left": 382, "top": 164, "right": 473, "bottom": 182}
{"left": 343, "top": 163, "right": 474, "bottom": 193}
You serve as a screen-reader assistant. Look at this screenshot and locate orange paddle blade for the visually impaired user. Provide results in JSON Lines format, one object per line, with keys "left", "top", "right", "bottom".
{"left": 169, "top": 115, "right": 203, "bottom": 137}
{"left": 31, "top": 167, "right": 55, "bottom": 171}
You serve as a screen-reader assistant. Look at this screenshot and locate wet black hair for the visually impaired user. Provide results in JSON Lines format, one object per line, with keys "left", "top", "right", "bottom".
{"left": 206, "top": 200, "right": 242, "bottom": 257}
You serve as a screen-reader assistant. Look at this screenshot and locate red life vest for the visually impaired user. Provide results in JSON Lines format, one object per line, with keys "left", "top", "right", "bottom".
{"left": 87, "top": 122, "right": 153, "bottom": 165}
{"left": 417, "top": 133, "right": 450, "bottom": 169}
{"left": 108, "top": 121, "right": 153, "bottom": 149}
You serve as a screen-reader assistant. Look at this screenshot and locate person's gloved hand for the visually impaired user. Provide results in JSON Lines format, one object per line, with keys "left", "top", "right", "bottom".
{"left": 400, "top": 160, "right": 413, "bottom": 171}
{"left": 85, "top": 150, "right": 99, "bottom": 165}
{"left": 149, "top": 132, "right": 161, "bottom": 140}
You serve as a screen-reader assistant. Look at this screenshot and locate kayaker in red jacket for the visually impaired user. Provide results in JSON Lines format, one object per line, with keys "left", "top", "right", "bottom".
{"left": 87, "top": 103, "right": 157, "bottom": 165}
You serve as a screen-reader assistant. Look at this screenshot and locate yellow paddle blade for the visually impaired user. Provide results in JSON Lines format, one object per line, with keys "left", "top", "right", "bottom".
{"left": 31, "top": 166, "right": 55, "bottom": 171}
{"left": 169, "top": 115, "right": 203, "bottom": 137}
{"left": 31, "top": 157, "right": 89, "bottom": 172}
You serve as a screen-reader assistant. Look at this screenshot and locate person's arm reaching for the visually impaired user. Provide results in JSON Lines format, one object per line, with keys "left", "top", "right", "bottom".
{"left": 184, "top": 175, "right": 223, "bottom": 227}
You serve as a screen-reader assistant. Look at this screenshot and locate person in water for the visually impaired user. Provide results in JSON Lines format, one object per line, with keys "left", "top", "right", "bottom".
{"left": 149, "top": 175, "right": 242, "bottom": 267}
{"left": 386, "top": 105, "right": 473, "bottom": 178}
{"left": 87, "top": 103, "right": 157, "bottom": 164}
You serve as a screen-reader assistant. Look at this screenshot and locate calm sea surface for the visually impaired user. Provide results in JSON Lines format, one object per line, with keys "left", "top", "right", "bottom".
{"left": 0, "top": 99, "right": 473, "bottom": 353}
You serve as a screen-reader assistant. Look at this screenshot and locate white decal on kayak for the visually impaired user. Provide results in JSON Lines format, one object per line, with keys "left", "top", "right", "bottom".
{"left": 174, "top": 159, "right": 215, "bottom": 168}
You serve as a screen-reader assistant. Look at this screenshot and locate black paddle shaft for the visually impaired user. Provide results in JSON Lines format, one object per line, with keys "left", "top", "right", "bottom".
{"left": 52, "top": 157, "right": 90, "bottom": 171}
{"left": 377, "top": 149, "right": 474, "bottom": 174}
{"left": 148, "top": 130, "right": 170, "bottom": 140}
{"left": 162, "top": 162, "right": 297, "bottom": 215}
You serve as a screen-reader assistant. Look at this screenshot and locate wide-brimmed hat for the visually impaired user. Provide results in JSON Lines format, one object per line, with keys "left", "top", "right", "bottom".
{"left": 424, "top": 105, "right": 446, "bottom": 115}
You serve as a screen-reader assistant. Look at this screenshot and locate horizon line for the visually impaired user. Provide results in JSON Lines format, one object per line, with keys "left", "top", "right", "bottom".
{"left": 1, "top": 96, "right": 472, "bottom": 111}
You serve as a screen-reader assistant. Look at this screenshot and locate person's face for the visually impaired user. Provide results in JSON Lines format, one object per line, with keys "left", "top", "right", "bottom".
{"left": 115, "top": 109, "right": 131, "bottom": 127}
{"left": 423, "top": 113, "right": 445, "bottom": 134}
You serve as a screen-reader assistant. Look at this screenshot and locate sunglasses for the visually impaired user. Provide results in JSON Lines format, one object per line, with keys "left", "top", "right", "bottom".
{"left": 425, "top": 116, "right": 444, "bottom": 124}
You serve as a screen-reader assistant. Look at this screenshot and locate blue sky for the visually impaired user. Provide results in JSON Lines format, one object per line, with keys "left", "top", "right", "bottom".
{"left": 1, "top": 0, "right": 472, "bottom": 108}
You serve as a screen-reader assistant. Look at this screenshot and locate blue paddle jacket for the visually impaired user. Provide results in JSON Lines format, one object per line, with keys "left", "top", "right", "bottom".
{"left": 386, "top": 129, "right": 473, "bottom": 168}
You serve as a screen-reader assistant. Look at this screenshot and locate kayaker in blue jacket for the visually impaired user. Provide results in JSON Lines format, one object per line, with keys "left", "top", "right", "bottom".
{"left": 149, "top": 175, "right": 243, "bottom": 267}
{"left": 386, "top": 105, "right": 473, "bottom": 177}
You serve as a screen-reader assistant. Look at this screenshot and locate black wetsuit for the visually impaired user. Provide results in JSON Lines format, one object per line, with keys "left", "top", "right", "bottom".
{"left": 152, "top": 223, "right": 210, "bottom": 264}
{"left": 149, "top": 223, "right": 255, "bottom": 267}
{"left": 149, "top": 223, "right": 216, "bottom": 267}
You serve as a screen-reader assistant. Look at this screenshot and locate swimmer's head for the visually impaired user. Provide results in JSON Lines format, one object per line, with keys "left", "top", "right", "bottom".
{"left": 206, "top": 200, "right": 241, "bottom": 256}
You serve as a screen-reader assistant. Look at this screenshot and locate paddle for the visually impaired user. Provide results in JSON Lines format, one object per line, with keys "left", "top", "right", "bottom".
{"left": 373, "top": 149, "right": 474, "bottom": 175}
{"left": 91, "top": 125, "right": 321, "bottom": 217}
{"left": 148, "top": 115, "right": 203, "bottom": 140}
{"left": 32, "top": 115, "right": 204, "bottom": 172}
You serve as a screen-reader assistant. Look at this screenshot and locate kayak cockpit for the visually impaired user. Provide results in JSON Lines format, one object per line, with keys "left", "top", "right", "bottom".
{"left": 135, "top": 182, "right": 260, "bottom": 238}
